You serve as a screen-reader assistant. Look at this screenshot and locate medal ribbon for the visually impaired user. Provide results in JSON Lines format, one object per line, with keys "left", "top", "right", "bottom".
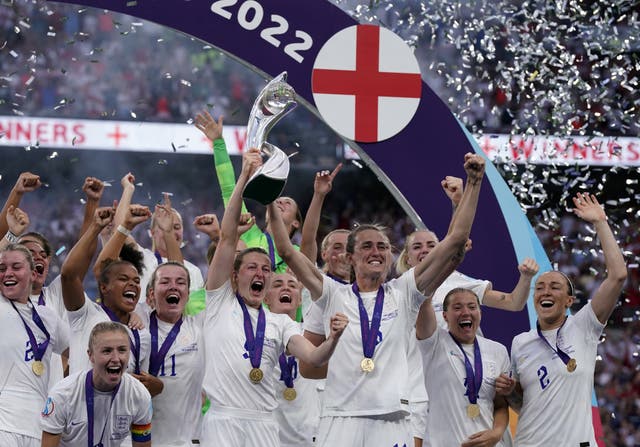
{"left": 37, "top": 291, "right": 45, "bottom": 306}
{"left": 352, "top": 283, "right": 384, "bottom": 361}
{"left": 154, "top": 250, "right": 164, "bottom": 266}
{"left": 278, "top": 352, "right": 297, "bottom": 389}
{"left": 100, "top": 303, "right": 141, "bottom": 374}
{"left": 263, "top": 232, "right": 280, "bottom": 272}
{"left": 85, "top": 370, "right": 121, "bottom": 447}
{"left": 236, "top": 294, "right": 266, "bottom": 370}
{"left": 536, "top": 318, "right": 572, "bottom": 367}
{"left": 149, "top": 311, "right": 183, "bottom": 376}
{"left": 450, "top": 334, "right": 483, "bottom": 405}
{"left": 327, "top": 272, "right": 348, "bottom": 285}
{"left": 10, "top": 300, "right": 50, "bottom": 363}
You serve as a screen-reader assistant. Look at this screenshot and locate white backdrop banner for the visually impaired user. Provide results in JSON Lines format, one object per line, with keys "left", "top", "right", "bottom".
{"left": 2, "top": 116, "right": 639, "bottom": 166}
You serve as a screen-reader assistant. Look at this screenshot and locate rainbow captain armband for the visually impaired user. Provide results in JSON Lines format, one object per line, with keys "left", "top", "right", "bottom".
{"left": 131, "top": 422, "right": 152, "bottom": 442}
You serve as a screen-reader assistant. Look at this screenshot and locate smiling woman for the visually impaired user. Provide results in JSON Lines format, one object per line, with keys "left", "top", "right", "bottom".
{"left": 270, "top": 153, "right": 486, "bottom": 447}
{"left": 200, "top": 147, "right": 348, "bottom": 447}
{"left": 60, "top": 206, "right": 153, "bottom": 379}
{"left": 0, "top": 244, "right": 70, "bottom": 447}
{"left": 502, "top": 192, "right": 628, "bottom": 447}
{"left": 40, "top": 321, "right": 153, "bottom": 447}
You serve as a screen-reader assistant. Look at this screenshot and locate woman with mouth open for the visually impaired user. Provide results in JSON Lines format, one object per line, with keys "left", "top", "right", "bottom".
{"left": 61, "top": 205, "right": 163, "bottom": 399}
{"left": 415, "top": 287, "right": 511, "bottom": 447}
{"left": 263, "top": 272, "right": 322, "bottom": 447}
{"left": 200, "top": 147, "right": 349, "bottom": 447}
{"left": 397, "top": 175, "right": 539, "bottom": 447}
{"left": 495, "top": 192, "right": 627, "bottom": 447}
{"left": 40, "top": 321, "right": 153, "bottom": 447}
{"left": 0, "top": 244, "right": 69, "bottom": 447}
{"left": 268, "top": 153, "right": 486, "bottom": 447}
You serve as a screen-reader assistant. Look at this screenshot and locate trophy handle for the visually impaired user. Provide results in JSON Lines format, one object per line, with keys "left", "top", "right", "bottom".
{"left": 245, "top": 72, "right": 297, "bottom": 153}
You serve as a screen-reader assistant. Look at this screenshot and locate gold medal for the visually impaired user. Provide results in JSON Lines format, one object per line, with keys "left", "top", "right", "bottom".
{"left": 249, "top": 367, "right": 264, "bottom": 383}
{"left": 566, "top": 358, "right": 577, "bottom": 373}
{"left": 466, "top": 403, "right": 480, "bottom": 419}
{"left": 32, "top": 360, "right": 45, "bottom": 376}
{"left": 283, "top": 387, "right": 297, "bottom": 401}
{"left": 360, "top": 357, "right": 375, "bottom": 373}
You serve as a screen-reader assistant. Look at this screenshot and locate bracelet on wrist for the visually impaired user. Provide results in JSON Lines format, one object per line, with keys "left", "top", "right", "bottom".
{"left": 4, "top": 231, "right": 19, "bottom": 244}
{"left": 117, "top": 225, "right": 132, "bottom": 237}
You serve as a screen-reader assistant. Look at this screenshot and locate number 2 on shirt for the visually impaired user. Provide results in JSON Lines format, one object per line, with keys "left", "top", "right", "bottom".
{"left": 537, "top": 365, "right": 550, "bottom": 390}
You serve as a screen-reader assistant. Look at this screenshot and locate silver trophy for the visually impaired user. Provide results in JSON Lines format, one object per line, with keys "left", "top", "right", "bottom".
{"left": 242, "top": 72, "right": 297, "bottom": 205}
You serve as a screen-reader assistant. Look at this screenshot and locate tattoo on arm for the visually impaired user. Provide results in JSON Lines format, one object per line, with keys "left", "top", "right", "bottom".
{"left": 452, "top": 246, "right": 466, "bottom": 264}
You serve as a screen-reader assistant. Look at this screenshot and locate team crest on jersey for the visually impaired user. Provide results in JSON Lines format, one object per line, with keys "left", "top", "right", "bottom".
{"left": 264, "top": 337, "right": 277, "bottom": 348}
{"left": 178, "top": 333, "right": 193, "bottom": 345}
{"left": 41, "top": 397, "right": 55, "bottom": 417}
{"left": 114, "top": 414, "right": 132, "bottom": 432}
{"left": 483, "top": 360, "right": 497, "bottom": 381}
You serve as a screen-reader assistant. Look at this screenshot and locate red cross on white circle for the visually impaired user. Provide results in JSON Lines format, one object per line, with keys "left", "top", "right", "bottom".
{"left": 312, "top": 24, "right": 422, "bottom": 143}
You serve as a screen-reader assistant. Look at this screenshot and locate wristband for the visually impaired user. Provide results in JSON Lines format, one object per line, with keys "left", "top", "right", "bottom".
{"left": 117, "top": 225, "right": 131, "bottom": 237}
{"left": 4, "top": 231, "right": 19, "bottom": 244}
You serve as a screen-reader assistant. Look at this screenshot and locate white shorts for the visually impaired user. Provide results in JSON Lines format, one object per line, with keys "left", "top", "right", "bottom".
{"left": 409, "top": 400, "right": 428, "bottom": 440}
{"left": 317, "top": 414, "right": 411, "bottom": 447}
{"left": 0, "top": 430, "right": 40, "bottom": 447}
{"left": 200, "top": 407, "right": 279, "bottom": 447}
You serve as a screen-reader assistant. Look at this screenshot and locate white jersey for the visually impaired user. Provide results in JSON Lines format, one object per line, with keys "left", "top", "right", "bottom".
{"left": 431, "top": 270, "right": 491, "bottom": 328}
{"left": 304, "top": 272, "right": 425, "bottom": 413}
{"left": 138, "top": 245, "right": 204, "bottom": 303}
{"left": 67, "top": 300, "right": 150, "bottom": 375}
{"left": 316, "top": 269, "right": 425, "bottom": 417}
{"left": 418, "top": 326, "right": 510, "bottom": 447}
{"left": 0, "top": 296, "right": 69, "bottom": 439}
{"left": 30, "top": 275, "right": 68, "bottom": 322}
{"left": 511, "top": 303, "right": 603, "bottom": 447}
{"left": 203, "top": 280, "right": 300, "bottom": 413}
{"left": 40, "top": 371, "right": 152, "bottom": 447}
{"left": 142, "top": 311, "right": 206, "bottom": 447}
{"left": 30, "top": 275, "right": 70, "bottom": 391}
{"left": 302, "top": 302, "right": 327, "bottom": 397}
{"left": 273, "top": 322, "right": 321, "bottom": 447}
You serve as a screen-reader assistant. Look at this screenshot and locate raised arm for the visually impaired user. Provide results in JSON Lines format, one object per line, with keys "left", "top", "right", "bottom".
{"left": 62, "top": 206, "right": 114, "bottom": 311}
{"left": 113, "top": 173, "right": 136, "bottom": 233}
{"left": 573, "top": 192, "right": 627, "bottom": 323}
{"left": 287, "top": 313, "right": 348, "bottom": 366}
{"left": 413, "top": 153, "right": 485, "bottom": 295}
{"left": 194, "top": 213, "right": 221, "bottom": 243}
{"left": 299, "top": 164, "right": 342, "bottom": 262}
{"left": 156, "top": 194, "right": 184, "bottom": 263}
{"left": 415, "top": 298, "right": 437, "bottom": 340}
{"left": 206, "top": 148, "right": 261, "bottom": 290}
{"left": 93, "top": 204, "right": 151, "bottom": 279}
{"left": 268, "top": 202, "right": 324, "bottom": 299}
{"left": 195, "top": 111, "right": 247, "bottom": 209}
{"left": 0, "top": 206, "right": 30, "bottom": 250}
{"left": 0, "top": 172, "right": 41, "bottom": 237}
{"left": 482, "top": 258, "right": 539, "bottom": 311}
{"left": 441, "top": 175, "right": 463, "bottom": 212}
{"left": 79, "top": 177, "right": 105, "bottom": 238}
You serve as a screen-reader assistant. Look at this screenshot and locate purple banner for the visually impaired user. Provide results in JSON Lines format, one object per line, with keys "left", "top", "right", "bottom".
{"left": 49, "top": 0, "right": 530, "bottom": 347}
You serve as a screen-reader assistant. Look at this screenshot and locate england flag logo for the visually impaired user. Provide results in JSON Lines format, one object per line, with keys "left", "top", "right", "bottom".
{"left": 312, "top": 25, "right": 422, "bottom": 143}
